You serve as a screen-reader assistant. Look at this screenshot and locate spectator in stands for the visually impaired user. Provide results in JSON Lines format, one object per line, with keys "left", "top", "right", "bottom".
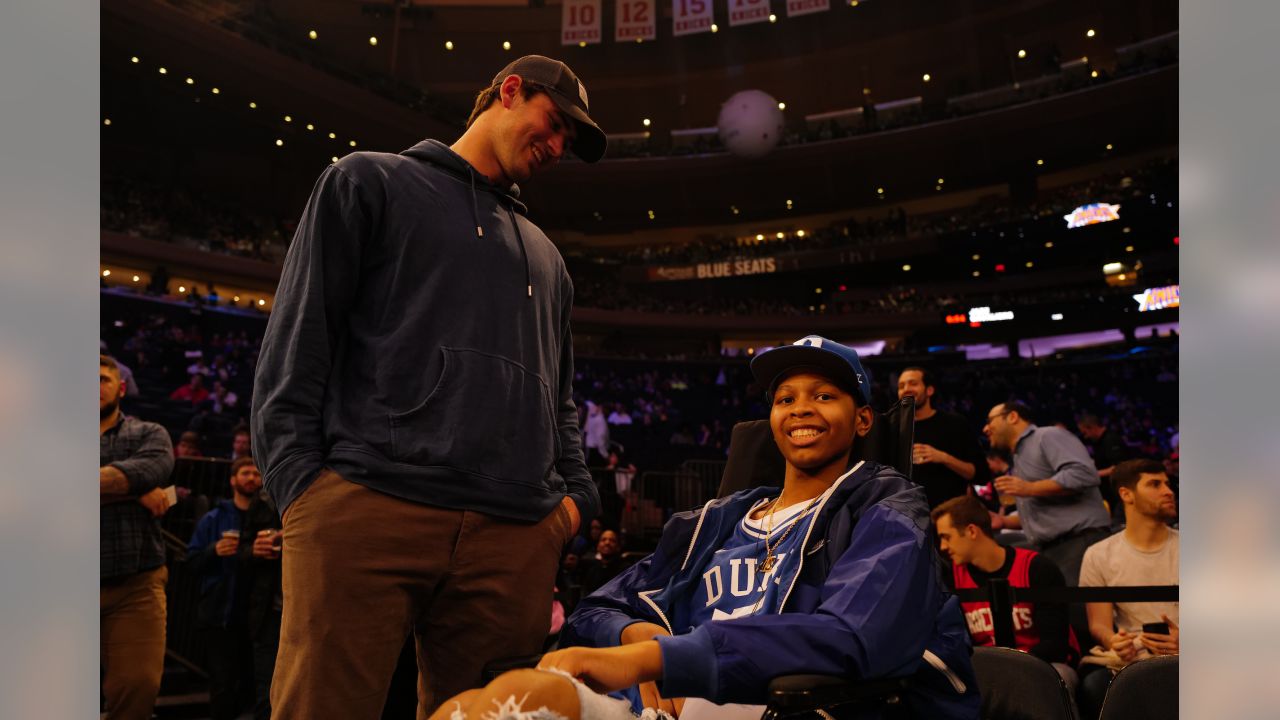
{"left": 1077, "top": 412, "right": 1132, "bottom": 525}
{"left": 251, "top": 54, "right": 603, "bottom": 716}
{"left": 101, "top": 342, "right": 140, "bottom": 397}
{"left": 984, "top": 401, "right": 1111, "bottom": 584}
{"left": 1078, "top": 459, "right": 1178, "bottom": 718}
{"left": 584, "top": 400, "right": 611, "bottom": 464}
{"left": 932, "top": 496, "right": 1080, "bottom": 690}
{"left": 187, "top": 457, "right": 283, "bottom": 720}
{"left": 100, "top": 354, "right": 175, "bottom": 719}
{"left": 579, "top": 529, "right": 631, "bottom": 596}
{"left": 211, "top": 380, "right": 239, "bottom": 414}
{"left": 230, "top": 425, "right": 252, "bottom": 461}
{"left": 607, "top": 402, "right": 633, "bottom": 425}
{"left": 897, "top": 367, "right": 990, "bottom": 507}
{"left": 175, "top": 430, "right": 204, "bottom": 458}
{"left": 170, "top": 373, "right": 210, "bottom": 405}
{"left": 571, "top": 517, "right": 605, "bottom": 559}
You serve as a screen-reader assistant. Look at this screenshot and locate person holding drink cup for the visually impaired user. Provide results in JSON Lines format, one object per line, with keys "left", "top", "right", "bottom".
{"left": 187, "top": 457, "right": 284, "bottom": 720}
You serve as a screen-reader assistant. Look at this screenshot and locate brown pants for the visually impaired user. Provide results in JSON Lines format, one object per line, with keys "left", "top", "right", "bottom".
{"left": 270, "top": 469, "right": 572, "bottom": 719}
{"left": 101, "top": 565, "right": 168, "bottom": 720}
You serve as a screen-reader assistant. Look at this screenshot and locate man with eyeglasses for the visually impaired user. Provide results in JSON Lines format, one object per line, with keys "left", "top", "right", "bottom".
{"left": 983, "top": 401, "right": 1111, "bottom": 584}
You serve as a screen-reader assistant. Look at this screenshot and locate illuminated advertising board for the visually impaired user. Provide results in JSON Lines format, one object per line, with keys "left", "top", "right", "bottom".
{"left": 1064, "top": 202, "right": 1121, "bottom": 229}
{"left": 1134, "top": 284, "right": 1180, "bottom": 312}
{"left": 968, "top": 306, "right": 1015, "bottom": 323}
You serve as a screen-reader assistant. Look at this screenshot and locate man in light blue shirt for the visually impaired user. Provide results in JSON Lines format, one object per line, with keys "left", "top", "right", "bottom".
{"left": 985, "top": 400, "right": 1111, "bottom": 584}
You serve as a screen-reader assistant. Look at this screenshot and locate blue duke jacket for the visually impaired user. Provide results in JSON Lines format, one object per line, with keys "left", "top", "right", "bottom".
{"left": 563, "top": 461, "right": 980, "bottom": 719}
{"left": 251, "top": 140, "right": 598, "bottom": 526}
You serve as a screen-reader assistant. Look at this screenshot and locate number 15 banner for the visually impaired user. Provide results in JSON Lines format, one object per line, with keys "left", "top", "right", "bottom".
{"left": 562, "top": 0, "right": 602, "bottom": 46}
{"left": 616, "top": 0, "right": 657, "bottom": 42}
{"left": 672, "top": 0, "right": 714, "bottom": 37}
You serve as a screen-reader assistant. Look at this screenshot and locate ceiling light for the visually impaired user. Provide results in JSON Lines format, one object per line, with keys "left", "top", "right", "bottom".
{"left": 249, "top": 102, "right": 257, "bottom": 109}
{"left": 211, "top": 87, "right": 220, "bottom": 94}
{"left": 972, "top": 254, "right": 980, "bottom": 260}
{"left": 233, "top": 295, "right": 240, "bottom": 302}
{"left": 922, "top": 73, "right": 931, "bottom": 82}
{"left": 1036, "top": 159, "right": 1044, "bottom": 166}
{"left": 937, "top": 178, "right": 945, "bottom": 184}
{"left": 132, "top": 275, "right": 140, "bottom": 282}
{"left": 178, "top": 285, "right": 186, "bottom": 293}
{"left": 1086, "top": 29, "right": 1096, "bottom": 38}
{"left": 776, "top": 232, "right": 785, "bottom": 239}
{"left": 797, "top": 230, "right": 806, "bottom": 237}
{"left": 1026, "top": 261, "right": 1034, "bottom": 268}
{"left": 755, "top": 234, "right": 764, "bottom": 241}
{"left": 309, "top": 30, "right": 318, "bottom": 40}
{"left": 369, "top": 36, "right": 379, "bottom": 46}
{"left": 579, "top": 41, "right": 587, "bottom": 48}
{"left": 259, "top": 299, "right": 266, "bottom": 306}
{"left": 328, "top": 132, "right": 337, "bottom": 139}
{"left": 642, "top": 118, "right": 651, "bottom": 127}
{"left": 1017, "top": 49, "right": 1027, "bottom": 59}
{"left": 349, "top": 140, "right": 357, "bottom": 147}
{"left": 1045, "top": 241, "right": 1054, "bottom": 248}
{"left": 331, "top": 156, "right": 339, "bottom": 163}
{"left": 778, "top": 102, "right": 786, "bottom": 110}
{"left": 102, "top": 269, "right": 111, "bottom": 277}
{"left": 1118, "top": 274, "right": 1127, "bottom": 280}
{"left": 1106, "top": 143, "right": 1113, "bottom": 150}
{"left": 711, "top": 23, "right": 719, "bottom": 33}
{"left": 1052, "top": 313, "right": 1064, "bottom": 320}
{"left": 275, "top": 139, "right": 284, "bottom": 147}
{"left": 306, "top": 123, "right": 314, "bottom": 131}
{"left": 731, "top": 206, "right": 739, "bottom": 215}
{"left": 503, "top": 41, "right": 511, "bottom": 51}
{"left": 445, "top": 41, "right": 454, "bottom": 51}
{"left": 647, "top": 210, "right": 655, "bottom": 219}
{"left": 158, "top": 67, "right": 167, "bottom": 74}
{"left": 815, "top": 288, "right": 822, "bottom": 294}
{"left": 863, "top": 87, "right": 871, "bottom": 95}
{"left": 130, "top": 56, "right": 139, "bottom": 63}
{"left": 936, "top": 185, "right": 942, "bottom": 191}
{"left": 902, "top": 264, "right": 912, "bottom": 272}
{"left": 876, "top": 187, "right": 884, "bottom": 194}
{"left": 1126, "top": 245, "right": 1135, "bottom": 252}
{"left": 769, "top": 14, "right": 777, "bottom": 23}
{"left": 973, "top": 271, "right": 980, "bottom": 277}
{"left": 103, "top": 118, "right": 111, "bottom": 126}
{"left": 850, "top": 0, "right": 859, "bottom": 6}
{"left": 284, "top": 115, "right": 293, "bottom": 122}
{"left": 1091, "top": 70, "right": 1099, "bottom": 78}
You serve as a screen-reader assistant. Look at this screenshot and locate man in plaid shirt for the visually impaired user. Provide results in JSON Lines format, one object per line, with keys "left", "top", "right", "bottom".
{"left": 100, "top": 354, "right": 175, "bottom": 719}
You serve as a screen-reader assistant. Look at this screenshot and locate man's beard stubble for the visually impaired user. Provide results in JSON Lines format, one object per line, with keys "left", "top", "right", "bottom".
{"left": 100, "top": 398, "right": 120, "bottom": 420}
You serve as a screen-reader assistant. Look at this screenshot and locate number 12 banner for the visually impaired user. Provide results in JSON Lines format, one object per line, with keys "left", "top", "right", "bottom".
{"left": 562, "top": 0, "right": 602, "bottom": 45}
{"left": 616, "top": 0, "right": 657, "bottom": 42}
{"left": 672, "top": 0, "right": 714, "bottom": 37}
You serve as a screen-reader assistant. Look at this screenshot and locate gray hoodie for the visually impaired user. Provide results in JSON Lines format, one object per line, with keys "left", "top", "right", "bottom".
{"left": 251, "top": 139, "right": 598, "bottom": 525}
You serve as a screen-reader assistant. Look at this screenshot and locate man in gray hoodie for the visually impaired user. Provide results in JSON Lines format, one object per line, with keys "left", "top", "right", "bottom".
{"left": 251, "top": 55, "right": 605, "bottom": 719}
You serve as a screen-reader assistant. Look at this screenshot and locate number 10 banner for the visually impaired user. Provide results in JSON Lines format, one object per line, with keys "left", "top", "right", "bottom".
{"left": 562, "top": 0, "right": 602, "bottom": 46}
{"left": 616, "top": 0, "right": 657, "bottom": 42}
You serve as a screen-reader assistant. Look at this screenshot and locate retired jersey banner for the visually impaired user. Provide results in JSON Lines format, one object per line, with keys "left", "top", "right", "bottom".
{"left": 562, "top": 0, "right": 602, "bottom": 45}
{"left": 787, "top": 0, "right": 830, "bottom": 18}
{"left": 672, "top": 0, "right": 714, "bottom": 37}
{"left": 728, "top": 0, "right": 771, "bottom": 26}
{"left": 616, "top": 0, "right": 657, "bottom": 41}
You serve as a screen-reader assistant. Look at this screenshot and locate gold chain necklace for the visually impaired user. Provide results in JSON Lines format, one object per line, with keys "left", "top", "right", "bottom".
{"left": 759, "top": 495, "right": 822, "bottom": 574}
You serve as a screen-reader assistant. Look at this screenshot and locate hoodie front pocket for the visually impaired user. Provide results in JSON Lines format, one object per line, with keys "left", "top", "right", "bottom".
{"left": 388, "top": 347, "right": 557, "bottom": 484}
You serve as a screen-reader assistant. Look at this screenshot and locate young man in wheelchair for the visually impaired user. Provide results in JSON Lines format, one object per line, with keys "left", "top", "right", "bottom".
{"left": 430, "top": 336, "right": 980, "bottom": 720}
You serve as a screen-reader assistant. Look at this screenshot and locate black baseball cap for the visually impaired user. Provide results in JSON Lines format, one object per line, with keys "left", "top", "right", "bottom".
{"left": 492, "top": 55, "right": 607, "bottom": 163}
{"left": 750, "top": 335, "right": 872, "bottom": 406}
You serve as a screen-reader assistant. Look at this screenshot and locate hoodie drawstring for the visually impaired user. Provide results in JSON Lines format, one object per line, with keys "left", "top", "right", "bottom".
{"left": 467, "top": 169, "right": 484, "bottom": 238}
{"left": 467, "top": 166, "right": 532, "bottom": 299}
{"left": 507, "top": 204, "right": 533, "bottom": 298}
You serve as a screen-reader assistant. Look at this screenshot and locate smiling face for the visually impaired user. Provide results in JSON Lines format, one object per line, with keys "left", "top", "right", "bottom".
{"left": 896, "top": 369, "right": 934, "bottom": 411}
{"left": 492, "top": 78, "right": 576, "bottom": 184}
{"left": 769, "top": 370, "right": 871, "bottom": 482}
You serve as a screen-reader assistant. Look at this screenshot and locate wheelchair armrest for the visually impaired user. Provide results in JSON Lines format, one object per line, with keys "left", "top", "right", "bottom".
{"left": 481, "top": 654, "right": 545, "bottom": 684}
{"left": 766, "top": 674, "right": 910, "bottom": 718}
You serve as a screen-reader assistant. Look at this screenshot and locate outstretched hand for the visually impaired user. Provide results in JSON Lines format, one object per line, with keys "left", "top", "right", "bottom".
{"left": 537, "top": 642, "right": 663, "bottom": 695}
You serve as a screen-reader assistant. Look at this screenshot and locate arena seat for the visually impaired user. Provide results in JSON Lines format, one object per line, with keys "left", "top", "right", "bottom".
{"left": 1097, "top": 655, "right": 1177, "bottom": 720}
{"left": 970, "top": 646, "right": 1078, "bottom": 720}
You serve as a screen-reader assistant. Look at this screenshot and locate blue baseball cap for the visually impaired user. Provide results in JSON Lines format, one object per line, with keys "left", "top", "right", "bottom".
{"left": 750, "top": 335, "right": 871, "bottom": 405}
